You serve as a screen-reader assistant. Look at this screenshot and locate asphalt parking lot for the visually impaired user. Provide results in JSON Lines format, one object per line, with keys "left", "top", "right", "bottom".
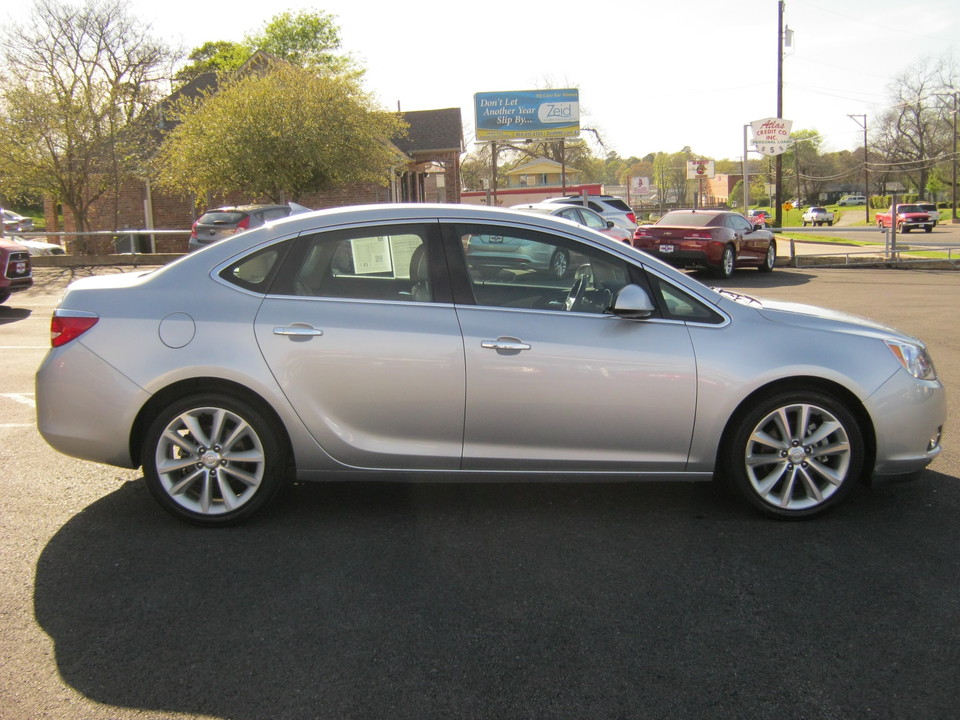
{"left": 2, "top": 265, "right": 959, "bottom": 720}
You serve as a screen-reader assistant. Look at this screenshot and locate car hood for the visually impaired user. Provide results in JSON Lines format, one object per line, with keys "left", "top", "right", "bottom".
{"left": 752, "top": 297, "right": 920, "bottom": 344}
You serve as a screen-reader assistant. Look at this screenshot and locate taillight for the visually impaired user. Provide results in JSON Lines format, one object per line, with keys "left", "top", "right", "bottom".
{"left": 633, "top": 227, "right": 651, "bottom": 239}
{"left": 627, "top": 212, "right": 637, "bottom": 225}
{"left": 234, "top": 216, "right": 250, "bottom": 234}
{"left": 190, "top": 219, "right": 199, "bottom": 239}
{"left": 51, "top": 311, "right": 99, "bottom": 347}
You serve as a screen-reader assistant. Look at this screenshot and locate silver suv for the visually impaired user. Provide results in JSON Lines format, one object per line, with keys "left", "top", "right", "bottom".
{"left": 542, "top": 195, "right": 637, "bottom": 230}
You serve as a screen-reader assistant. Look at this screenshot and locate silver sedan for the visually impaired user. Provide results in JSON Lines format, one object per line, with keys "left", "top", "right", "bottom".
{"left": 36, "top": 204, "right": 946, "bottom": 524}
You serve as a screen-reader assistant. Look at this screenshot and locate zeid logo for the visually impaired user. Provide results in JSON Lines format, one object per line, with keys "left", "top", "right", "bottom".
{"left": 538, "top": 102, "right": 579, "bottom": 124}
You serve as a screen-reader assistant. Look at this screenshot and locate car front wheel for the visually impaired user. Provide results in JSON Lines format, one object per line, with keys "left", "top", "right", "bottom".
{"left": 722, "top": 390, "right": 864, "bottom": 518}
{"left": 142, "top": 393, "right": 287, "bottom": 525}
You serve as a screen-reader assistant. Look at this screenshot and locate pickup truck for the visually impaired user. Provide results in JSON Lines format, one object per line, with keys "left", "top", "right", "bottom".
{"left": 801, "top": 206, "right": 835, "bottom": 226}
{"left": 875, "top": 204, "right": 934, "bottom": 233}
{"left": 1, "top": 236, "right": 34, "bottom": 304}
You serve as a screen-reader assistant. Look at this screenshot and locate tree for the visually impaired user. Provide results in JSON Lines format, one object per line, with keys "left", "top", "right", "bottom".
{"left": 245, "top": 10, "right": 348, "bottom": 70}
{"left": 155, "top": 64, "right": 407, "bottom": 202}
{"left": 174, "top": 41, "right": 251, "bottom": 85}
{"left": 174, "top": 10, "right": 351, "bottom": 86}
{"left": 0, "top": 0, "right": 176, "bottom": 233}
{"left": 874, "top": 56, "right": 954, "bottom": 199}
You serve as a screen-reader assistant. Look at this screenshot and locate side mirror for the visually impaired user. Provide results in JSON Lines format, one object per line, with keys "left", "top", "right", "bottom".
{"left": 611, "top": 284, "right": 656, "bottom": 320}
{"left": 606, "top": 220, "right": 615, "bottom": 229}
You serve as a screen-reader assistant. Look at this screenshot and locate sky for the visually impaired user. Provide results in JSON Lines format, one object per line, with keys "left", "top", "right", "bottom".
{"left": 5, "top": 0, "right": 958, "bottom": 161}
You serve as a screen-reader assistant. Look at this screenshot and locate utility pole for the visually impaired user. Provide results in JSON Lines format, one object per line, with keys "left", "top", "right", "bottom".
{"left": 848, "top": 114, "right": 868, "bottom": 222}
{"left": 774, "top": 0, "right": 785, "bottom": 227}
{"left": 952, "top": 92, "right": 958, "bottom": 223}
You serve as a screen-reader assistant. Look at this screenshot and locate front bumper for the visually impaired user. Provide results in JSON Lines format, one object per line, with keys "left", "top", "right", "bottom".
{"left": 866, "top": 368, "right": 946, "bottom": 477}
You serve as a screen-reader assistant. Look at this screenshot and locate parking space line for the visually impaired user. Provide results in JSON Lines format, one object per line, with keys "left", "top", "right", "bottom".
{"left": 2, "top": 392, "right": 36, "bottom": 408}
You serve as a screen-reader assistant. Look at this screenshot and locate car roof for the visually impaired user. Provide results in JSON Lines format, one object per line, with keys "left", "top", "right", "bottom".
{"left": 209, "top": 204, "right": 290, "bottom": 213}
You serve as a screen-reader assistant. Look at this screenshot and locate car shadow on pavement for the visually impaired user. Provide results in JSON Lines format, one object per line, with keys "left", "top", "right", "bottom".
{"left": 695, "top": 268, "right": 818, "bottom": 290}
{"left": 33, "top": 470, "right": 960, "bottom": 720}
{"left": 0, "top": 305, "right": 31, "bottom": 324}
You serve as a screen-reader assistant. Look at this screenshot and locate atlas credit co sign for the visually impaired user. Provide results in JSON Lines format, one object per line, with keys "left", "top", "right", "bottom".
{"left": 474, "top": 89, "right": 580, "bottom": 141}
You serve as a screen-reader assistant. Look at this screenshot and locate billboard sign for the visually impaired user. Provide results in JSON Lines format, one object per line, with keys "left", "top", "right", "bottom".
{"left": 475, "top": 89, "right": 580, "bottom": 141}
{"left": 686, "top": 160, "right": 715, "bottom": 180}
{"left": 629, "top": 176, "right": 652, "bottom": 195}
{"left": 751, "top": 117, "right": 793, "bottom": 155}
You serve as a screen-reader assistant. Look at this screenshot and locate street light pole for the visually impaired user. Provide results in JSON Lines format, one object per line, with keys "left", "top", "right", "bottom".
{"left": 848, "top": 114, "right": 868, "bottom": 222}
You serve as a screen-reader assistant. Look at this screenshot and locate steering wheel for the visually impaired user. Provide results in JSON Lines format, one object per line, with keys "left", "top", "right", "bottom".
{"left": 564, "top": 265, "right": 593, "bottom": 311}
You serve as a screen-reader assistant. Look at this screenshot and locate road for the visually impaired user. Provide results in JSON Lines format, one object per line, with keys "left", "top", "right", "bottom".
{"left": 2, "top": 266, "right": 959, "bottom": 720}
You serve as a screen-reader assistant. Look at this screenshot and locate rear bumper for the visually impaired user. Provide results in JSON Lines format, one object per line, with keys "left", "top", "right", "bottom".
{"left": 36, "top": 341, "right": 149, "bottom": 468}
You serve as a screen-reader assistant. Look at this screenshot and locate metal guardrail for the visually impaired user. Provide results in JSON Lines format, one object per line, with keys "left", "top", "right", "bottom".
{"left": 2, "top": 228, "right": 190, "bottom": 254}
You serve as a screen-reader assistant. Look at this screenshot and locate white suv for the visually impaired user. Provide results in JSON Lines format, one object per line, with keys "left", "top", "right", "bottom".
{"left": 542, "top": 195, "right": 637, "bottom": 230}
{"left": 837, "top": 195, "right": 866, "bottom": 206}
{"left": 916, "top": 203, "right": 940, "bottom": 225}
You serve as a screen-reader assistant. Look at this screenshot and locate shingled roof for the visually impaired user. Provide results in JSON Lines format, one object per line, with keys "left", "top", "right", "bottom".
{"left": 395, "top": 108, "right": 464, "bottom": 156}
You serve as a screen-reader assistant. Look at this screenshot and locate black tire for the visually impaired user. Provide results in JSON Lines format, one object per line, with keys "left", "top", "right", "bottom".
{"left": 801, "top": 220, "right": 808, "bottom": 227}
{"left": 827, "top": 220, "right": 833, "bottom": 226}
{"left": 714, "top": 244, "right": 735, "bottom": 279}
{"left": 0, "top": 291, "right": 10, "bottom": 304}
{"left": 758, "top": 241, "right": 776, "bottom": 273}
{"left": 924, "top": 226, "right": 933, "bottom": 233}
{"left": 549, "top": 249, "right": 570, "bottom": 279}
{"left": 142, "top": 393, "right": 288, "bottom": 525}
{"left": 721, "top": 389, "right": 865, "bottom": 519}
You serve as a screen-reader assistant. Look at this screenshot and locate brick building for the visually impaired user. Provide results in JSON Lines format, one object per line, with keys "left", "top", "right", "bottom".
{"left": 46, "top": 59, "right": 464, "bottom": 254}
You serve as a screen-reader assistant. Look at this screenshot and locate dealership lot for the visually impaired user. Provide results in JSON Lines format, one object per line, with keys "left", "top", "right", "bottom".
{"left": 2, "top": 266, "right": 959, "bottom": 720}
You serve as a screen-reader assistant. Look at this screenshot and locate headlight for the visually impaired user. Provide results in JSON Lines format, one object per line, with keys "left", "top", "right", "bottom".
{"left": 885, "top": 340, "right": 937, "bottom": 380}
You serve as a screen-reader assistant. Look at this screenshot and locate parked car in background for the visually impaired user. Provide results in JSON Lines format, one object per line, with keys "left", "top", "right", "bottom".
{"left": 747, "top": 209, "right": 771, "bottom": 225}
{"left": 786, "top": 198, "right": 805, "bottom": 209}
{"left": 875, "top": 204, "right": 934, "bottom": 233}
{"left": 801, "top": 206, "right": 835, "bottom": 227}
{"left": 837, "top": 195, "right": 867, "bottom": 206}
{"left": 541, "top": 195, "right": 637, "bottom": 230}
{"left": 632, "top": 209, "right": 776, "bottom": 278}
{"left": 1, "top": 236, "right": 33, "bottom": 303}
{"left": 916, "top": 203, "right": 940, "bottom": 226}
{"left": 17, "top": 238, "right": 66, "bottom": 256}
{"left": 189, "top": 203, "right": 311, "bottom": 252}
{"left": 35, "top": 204, "right": 946, "bottom": 525}
{"left": 512, "top": 202, "right": 633, "bottom": 243}
{"left": 2, "top": 209, "right": 35, "bottom": 233}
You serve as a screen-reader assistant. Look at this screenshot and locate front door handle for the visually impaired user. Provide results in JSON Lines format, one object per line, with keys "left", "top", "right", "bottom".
{"left": 274, "top": 325, "right": 324, "bottom": 337}
{"left": 481, "top": 337, "right": 531, "bottom": 353}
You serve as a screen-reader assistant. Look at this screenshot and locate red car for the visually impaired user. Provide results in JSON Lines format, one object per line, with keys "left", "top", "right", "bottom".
{"left": 632, "top": 210, "right": 776, "bottom": 278}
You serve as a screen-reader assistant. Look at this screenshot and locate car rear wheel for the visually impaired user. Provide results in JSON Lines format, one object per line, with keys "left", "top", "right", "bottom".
{"left": 550, "top": 249, "right": 569, "bottom": 278}
{"left": 723, "top": 390, "right": 864, "bottom": 518}
{"left": 142, "top": 393, "right": 287, "bottom": 525}
{"left": 758, "top": 241, "right": 776, "bottom": 273}
{"left": 715, "top": 245, "right": 735, "bottom": 279}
